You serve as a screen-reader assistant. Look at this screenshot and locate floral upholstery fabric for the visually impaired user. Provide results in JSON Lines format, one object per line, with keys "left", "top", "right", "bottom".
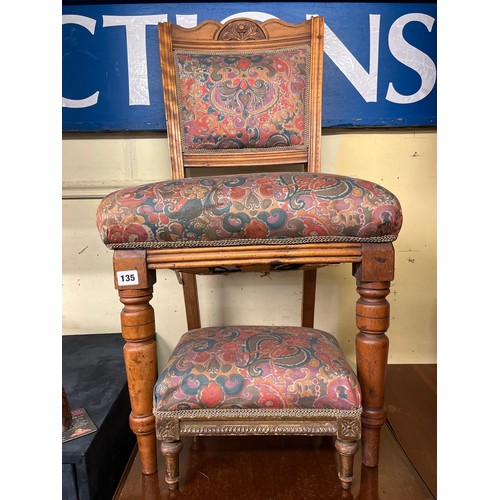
{"left": 154, "top": 326, "right": 361, "bottom": 411}
{"left": 175, "top": 48, "right": 309, "bottom": 151}
{"left": 96, "top": 172, "right": 402, "bottom": 249}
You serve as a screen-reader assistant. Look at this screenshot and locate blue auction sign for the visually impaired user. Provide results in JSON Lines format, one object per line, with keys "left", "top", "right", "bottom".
{"left": 62, "top": 2, "right": 437, "bottom": 131}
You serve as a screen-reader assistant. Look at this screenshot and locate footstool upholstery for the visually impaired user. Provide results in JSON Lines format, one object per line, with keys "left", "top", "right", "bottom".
{"left": 154, "top": 325, "right": 361, "bottom": 413}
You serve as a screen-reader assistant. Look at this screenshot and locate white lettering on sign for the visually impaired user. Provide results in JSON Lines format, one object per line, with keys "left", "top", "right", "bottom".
{"left": 386, "top": 13, "right": 437, "bottom": 104}
{"left": 62, "top": 15, "right": 100, "bottom": 108}
{"left": 102, "top": 14, "right": 168, "bottom": 105}
{"left": 308, "top": 13, "right": 380, "bottom": 103}
{"left": 221, "top": 12, "right": 278, "bottom": 23}
{"left": 62, "top": 10, "right": 436, "bottom": 108}
{"left": 176, "top": 14, "right": 198, "bottom": 28}
{"left": 116, "top": 270, "right": 139, "bottom": 285}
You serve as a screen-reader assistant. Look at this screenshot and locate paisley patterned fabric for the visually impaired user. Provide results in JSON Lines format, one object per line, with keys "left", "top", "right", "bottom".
{"left": 154, "top": 326, "right": 361, "bottom": 411}
{"left": 175, "top": 48, "right": 309, "bottom": 151}
{"left": 96, "top": 172, "right": 402, "bottom": 249}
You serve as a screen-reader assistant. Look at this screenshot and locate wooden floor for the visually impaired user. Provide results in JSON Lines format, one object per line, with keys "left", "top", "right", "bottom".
{"left": 114, "top": 364, "right": 436, "bottom": 500}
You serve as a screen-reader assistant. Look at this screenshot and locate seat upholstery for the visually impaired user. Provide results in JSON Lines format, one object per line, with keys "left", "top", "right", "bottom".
{"left": 96, "top": 172, "right": 402, "bottom": 249}
{"left": 154, "top": 325, "right": 361, "bottom": 412}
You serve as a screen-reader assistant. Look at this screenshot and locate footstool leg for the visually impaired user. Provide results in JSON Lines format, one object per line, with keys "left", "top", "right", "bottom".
{"left": 335, "top": 439, "right": 359, "bottom": 489}
{"left": 161, "top": 440, "right": 183, "bottom": 490}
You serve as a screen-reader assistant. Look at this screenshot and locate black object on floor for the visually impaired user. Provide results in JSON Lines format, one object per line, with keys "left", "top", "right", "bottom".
{"left": 62, "top": 408, "right": 98, "bottom": 443}
{"left": 62, "top": 333, "right": 135, "bottom": 500}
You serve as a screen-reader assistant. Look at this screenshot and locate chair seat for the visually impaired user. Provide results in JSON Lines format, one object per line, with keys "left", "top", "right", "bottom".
{"left": 154, "top": 325, "right": 362, "bottom": 413}
{"left": 96, "top": 172, "right": 402, "bottom": 249}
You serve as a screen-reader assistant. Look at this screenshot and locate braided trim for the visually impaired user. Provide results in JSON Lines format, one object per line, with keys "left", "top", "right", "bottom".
{"left": 153, "top": 407, "right": 363, "bottom": 420}
{"left": 106, "top": 234, "right": 397, "bottom": 250}
{"left": 184, "top": 145, "right": 308, "bottom": 155}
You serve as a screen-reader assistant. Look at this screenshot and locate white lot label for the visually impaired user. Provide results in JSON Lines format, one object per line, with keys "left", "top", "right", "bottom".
{"left": 116, "top": 270, "right": 139, "bottom": 285}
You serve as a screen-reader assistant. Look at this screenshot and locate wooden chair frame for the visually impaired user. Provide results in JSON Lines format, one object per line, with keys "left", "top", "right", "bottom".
{"left": 111, "top": 17, "right": 395, "bottom": 490}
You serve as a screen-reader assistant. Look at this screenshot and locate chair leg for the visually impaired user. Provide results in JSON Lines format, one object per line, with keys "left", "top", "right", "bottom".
{"left": 181, "top": 272, "right": 201, "bottom": 330}
{"left": 161, "top": 440, "right": 183, "bottom": 490}
{"left": 355, "top": 280, "right": 390, "bottom": 467}
{"left": 301, "top": 269, "right": 317, "bottom": 328}
{"left": 115, "top": 250, "right": 158, "bottom": 475}
{"left": 119, "top": 285, "right": 158, "bottom": 474}
{"left": 335, "top": 439, "right": 359, "bottom": 489}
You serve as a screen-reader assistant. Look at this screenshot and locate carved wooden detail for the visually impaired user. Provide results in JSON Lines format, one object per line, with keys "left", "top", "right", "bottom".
{"left": 217, "top": 19, "right": 267, "bottom": 41}
{"left": 156, "top": 419, "right": 180, "bottom": 441}
{"left": 155, "top": 416, "right": 364, "bottom": 437}
{"left": 180, "top": 422, "right": 338, "bottom": 435}
{"left": 338, "top": 417, "right": 361, "bottom": 440}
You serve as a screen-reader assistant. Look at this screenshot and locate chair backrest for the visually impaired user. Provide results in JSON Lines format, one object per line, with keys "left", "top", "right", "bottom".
{"left": 158, "top": 16, "right": 324, "bottom": 180}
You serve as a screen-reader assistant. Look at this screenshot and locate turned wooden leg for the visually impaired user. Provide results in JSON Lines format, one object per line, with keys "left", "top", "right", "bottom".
{"left": 161, "top": 440, "right": 183, "bottom": 490}
{"left": 301, "top": 269, "right": 317, "bottom": 328}
{"left": 355, "top": 280, "right": 390, "bottom": 467}
{"left": 335, "top": 439, "right": 359, "bottom": 489}
{"left": 181, "top": 272, "right": 201, "bottom": 330}
{"left": 353, "top": 243, "right": 394, "bottom": 468}
{"left": 114, "top": 250, "right": 158, "bottom": 474}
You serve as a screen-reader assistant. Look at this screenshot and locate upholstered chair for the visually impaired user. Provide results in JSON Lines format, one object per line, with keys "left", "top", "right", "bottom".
{"left": 96, "top": 16, "right": 402, "bottom": 491}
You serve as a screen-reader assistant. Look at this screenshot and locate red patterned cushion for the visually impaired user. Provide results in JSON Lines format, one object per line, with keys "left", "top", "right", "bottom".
{"left": 96, "top": 172, "right": 402, "bottom": 249}
{"left": 175, "top": 48, "right": 308, "bottom": 150}
{"left": 154, "top": 326, "right": 361, "bottom": 412}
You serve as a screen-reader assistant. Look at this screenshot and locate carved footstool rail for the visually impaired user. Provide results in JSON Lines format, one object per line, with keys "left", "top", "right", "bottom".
{"left": 155, "top": 409, "right": 362, "bottom": 490}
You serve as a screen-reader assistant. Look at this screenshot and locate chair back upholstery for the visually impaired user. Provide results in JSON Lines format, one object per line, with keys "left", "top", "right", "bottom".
{"left": 158, "top": 17, "right": 324, "bottom": 179}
